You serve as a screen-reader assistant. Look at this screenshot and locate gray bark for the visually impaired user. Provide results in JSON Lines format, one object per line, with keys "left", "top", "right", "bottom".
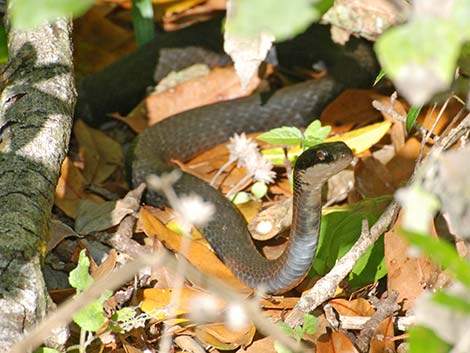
{"left": 0, "top": 12, "right": 75, "bottom": 351}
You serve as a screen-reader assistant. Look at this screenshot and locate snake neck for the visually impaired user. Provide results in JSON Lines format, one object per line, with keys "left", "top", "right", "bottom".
{"left": 269, "top": 184, "right": 322, "bottom": 292}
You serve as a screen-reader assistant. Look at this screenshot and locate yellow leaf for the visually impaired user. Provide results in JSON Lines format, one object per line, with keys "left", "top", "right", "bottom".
{"left": 325, "top": 120, "right": 392, "bottom": 154}
{"left": 139, "top": 208, "right": 250, "bottom": 291}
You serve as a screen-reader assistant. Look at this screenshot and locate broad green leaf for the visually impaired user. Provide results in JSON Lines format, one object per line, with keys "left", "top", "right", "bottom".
{"left": 251, "top": 182, "right": 268, "bottom": 199}
{"left": 11, "top": 0, "right": 95, "bottom": 29}
{"left": 310, "top": 197, "right": 390, "bottom": 288}
{"left": 303, "top": 120, "right": 331, "bottom": 148}
{"left": 408, "top": 326, "right": 451, "bottom": 353}
{"left": 226, "top": 0, "right": 333, "bottom": 41}
{"left": 132, "top": 0, "right": 155, "bottom": 46}
{"left": 303, "top": 314, "right": 319, "bottom": 335}
{"left": 257, "top": 127, "right": 302, "bottom": 146}
{"left": 406, "top": 105, "right": 423, "bottom": 133}
{"left": 400, "top": 229, "right": 470, "bottom": 287}
{"left": 73, "top": 291, "right": 112, "bottom": 332}
{"left": 375, "top": 17, "right": 462, "bottom": 105}
{"left": 69, "top": 249, "right": 93, "bottom": 292}
{"left": 432, "top": 290, "right": 470, "bottom": 314}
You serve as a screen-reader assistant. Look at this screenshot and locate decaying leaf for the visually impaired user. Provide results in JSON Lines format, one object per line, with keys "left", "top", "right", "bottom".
{"left": 74, "top": 119, "right": 123, "bottom": 185}
{"left": 55, "top": 157, "right": 104, "bottom": 218}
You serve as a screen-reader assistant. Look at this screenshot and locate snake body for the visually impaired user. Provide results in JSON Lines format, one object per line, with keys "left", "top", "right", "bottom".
{"left": 128, "top": 22, "right": 378, "bottom": 293}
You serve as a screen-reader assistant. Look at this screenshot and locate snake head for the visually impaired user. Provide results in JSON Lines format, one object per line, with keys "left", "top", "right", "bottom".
{"left": 294, "top": 141, "right": 353, "bottom": 184}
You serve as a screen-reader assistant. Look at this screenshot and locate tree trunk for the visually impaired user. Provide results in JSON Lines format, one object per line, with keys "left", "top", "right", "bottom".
{"left": 0, "top": 12, "right": 75, "bottom": 351}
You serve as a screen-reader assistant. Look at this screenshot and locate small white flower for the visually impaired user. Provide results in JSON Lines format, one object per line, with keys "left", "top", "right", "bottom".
{"left": 252, "top": 157, "right": 275, "bottom": 184}
{"left": 228, "top": 133, "right": 259, "bottom": 165}
{"left": 176, "top": 194, "right": 215, "bottom": 228}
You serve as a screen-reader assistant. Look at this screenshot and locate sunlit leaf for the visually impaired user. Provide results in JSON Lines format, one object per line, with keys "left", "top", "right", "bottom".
{"left": 406, "top": 105, "right": 422, "bottom": 133}
{"left": 257, "top": 126, "right": 303, "bottom": 146}
{"left": 11, "top": 0, "right": 95, "bottom": 29}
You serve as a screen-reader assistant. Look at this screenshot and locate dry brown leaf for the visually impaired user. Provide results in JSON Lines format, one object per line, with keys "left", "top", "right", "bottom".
{"left": 321, "top": 89, "right": 381, "bottom": 133}
{"left": 354, "top": 157, "right": 396, "bottom": 198}
{"left": 369, "top": 317, "right": 396, "bottom": 353}
{"left": 386, "top": 137, "right": 422, "bottom": 188}
{"left": 329, "top": 298, "right": 375, "bottom": 317}
{"left": 92, "top": 249, "right": 118, "bottom": 280}
{"left": 316, "top": 331, "right": 359, "bottom": 353}
{"left": 112, "top": 102, "right": 150, "bottom": 133}
{"left": 237, "top": 336, "right": 278, "bottom": 353}
{"left": 372, "top": 94, "right": 408, "bottom": 152}
{"left": 48, "top": 219, "right": 80, "bottom": 253}
{"left": 161, "top": 0, "right": 226, "bottom": 31}
{"left": 49, "top": 288, "right": 77, "bottom": 305}
{"left": 75, "top": 185, "right": 140, "bottom": 234}
{"left": 139, "top": 207, "right": 250, "bottom": 291}
{"left": 384, "top": 211, "right": 440, "bottom": 311}
{"left": 74, "top": 120, "right": 123, "bottom": 185}
{"left": 195, "top": 323, "right": 256, "bottom": 351}
{"left": 146, "top": 66, "right": 260, "bottom": 126}
{"left": 55, "top": 157, "right": 104, "bottom": 218}
{"left": 73, "top": 4, "right": 136, "bottom": 76}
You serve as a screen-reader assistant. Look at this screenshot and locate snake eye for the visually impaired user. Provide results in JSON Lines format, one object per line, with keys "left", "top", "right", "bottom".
{"left": 317, "top": 150, "right": 330, "bottom": 161}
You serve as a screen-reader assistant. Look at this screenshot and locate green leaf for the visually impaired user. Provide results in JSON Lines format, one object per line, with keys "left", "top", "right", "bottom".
{"left": 110, "top": 307, "right": 138, "bottom": 333}
{"left": 293, "top": 325, "right": 303, "bottom": 341}
{"left": 303, "top": 314, "right": 319, "bottom": 335}
{"left": 257, "top": 127, "right": 303, "bottom": 146}
{"left": 33, "top": 348, "right": 61, "bottom": 353}
{"left": 132, "top": 0, "right": 155, "bottom": 46}
{"left": 73, "top": 291, "right": 112, "bottom": 332}
{"left": 277, "top": 322, "right": 295, "bottom": 336}
{"left": 251, "top": 182, "right": 268, "bottom": 199}
{"left": 69, "top": 249, "right": 93, "bottom": 293}
{"left": 400, "top": 229, "right": 470, "bottom": 287}
{"left": 11, "top": 0, "right": 95, "bottom": 29}
{"left": 226, "top": 0, "right": 333, "bottom": 41}
{"left": 375, "top": 17, "right": 462, "bottom": 105}
{"left": 232, "top": 191, "right": 251, "bottom": 205}
{"left": 113, "top": 307, "right": 138, "bottom": 322}
{"left": 408, "top": 326, "right": 451, "bottom": 353}
{"left": 373, "top": 69, "right": 386, "bottom": 86}
{"left": 432, "top": 290, "right": 470, "bottom": 314}
{"left": 310, "top": 197, "right": 390, "bottom": 288}
{"left": 406, "top": 105, "right": 422, "bottom": 133}
{"left": 0, "top": 26, "right": 8, "bottom": 64}
{"left": 303, "top": 120, "right": 331, "bottom": 148}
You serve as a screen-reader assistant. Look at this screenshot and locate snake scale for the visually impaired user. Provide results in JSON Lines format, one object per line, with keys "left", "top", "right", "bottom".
{"left": 124, "top": 19, "right": 378, "bottom": 293}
